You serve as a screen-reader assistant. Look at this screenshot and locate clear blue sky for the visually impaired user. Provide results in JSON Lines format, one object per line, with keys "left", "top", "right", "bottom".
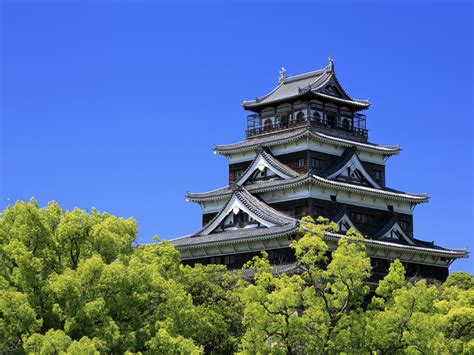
{"left": 1, "top": 1, "right": 472, "bottom": 273}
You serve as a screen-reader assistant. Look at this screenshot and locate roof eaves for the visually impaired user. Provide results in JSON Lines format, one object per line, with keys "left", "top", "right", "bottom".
{"left": 173, "top": 225, "right": 299, "bottom": 250}
{"left": 214, "top": 128, "right": 400, "bottom": 156}
{"left": 324, "top": 232, "right": 469, "bottom": 258}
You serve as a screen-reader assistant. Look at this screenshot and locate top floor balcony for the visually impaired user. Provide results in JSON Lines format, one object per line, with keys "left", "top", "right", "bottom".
{"left": 246, "top": 102, "right": 368, "bottom": 142}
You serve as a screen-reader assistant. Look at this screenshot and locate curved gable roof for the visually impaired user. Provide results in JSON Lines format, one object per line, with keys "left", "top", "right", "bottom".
{"left": 321, "top": 147, "right": 382, "bottom": 189}
{"left": 237, "top": 148, "right": 300, "bottom": 185}
{"left": 243, "top": 58, "right": 370, "bottom": 110}
{"left": 194, "top": 186, "right": 297, "bottom": 237}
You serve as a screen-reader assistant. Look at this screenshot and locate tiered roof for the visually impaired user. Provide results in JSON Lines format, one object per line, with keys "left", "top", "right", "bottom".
{"left": 187, "top": 149, "right": 428, "bottom": 204}
{"left": 172, "top": 60, "right": 469, "bottom": 269}
{"left": 243, "top": 58, "right": 370, "bottom": 111}
{"left": 214, "top": 126, "right": 400, "bottom": 157}
{"left": 174, "top": 186, "right": 299, "bottom": 249}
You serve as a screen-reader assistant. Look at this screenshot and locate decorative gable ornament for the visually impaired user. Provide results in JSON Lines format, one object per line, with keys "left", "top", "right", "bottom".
{"left": 327, "top": 151, "right": 381, "bottom": 189}
{"left": 378, "top": 222, "right": 414, "bottom": 245}
{"left": 232, "top": 205, "right": 240, "bottom": 215}
{"left": 236, "top": 150, "right": 299, "bottom": 186}
{"left": 335, "top": 213, "right": 360, "bottom": 234}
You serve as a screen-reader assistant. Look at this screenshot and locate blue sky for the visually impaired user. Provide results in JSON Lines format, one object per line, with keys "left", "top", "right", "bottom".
{"left": 1, "top": 1, "right": 472, "bottom": 273}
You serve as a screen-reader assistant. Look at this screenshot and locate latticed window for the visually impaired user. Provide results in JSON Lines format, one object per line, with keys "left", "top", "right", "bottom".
{"left": 353, "top": 212, "right": 375, "bottom": 225}
{"left": 311, "top": 158, "right": 321, "bottom": 172}
{"left": 342, "top": 119, "right": 350, "bottom": 130}
{"left": 296, "top": 111, "right": 305, "bottom": 123}
{"left": 263, "top": 119, "right": 272, "bottom": 130}
{"left": 235, "top": 169, "right": 244, "bottom": 179}
{"left": 295, "top": 206, "right": 306, "bottom": 219}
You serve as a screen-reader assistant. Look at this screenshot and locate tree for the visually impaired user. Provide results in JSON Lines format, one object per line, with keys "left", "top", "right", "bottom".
{"left": 238, "top": 217, "right": 372, "bottom": 354}
{"left": 1, "top": 200, "right": 473, "bottom": 354}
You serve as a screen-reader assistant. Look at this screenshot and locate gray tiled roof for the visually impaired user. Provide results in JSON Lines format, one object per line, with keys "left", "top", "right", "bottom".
{"left": 214, "top": 127, "right": 400, "bottom": 156}
{"left": 234, "top": 188, "right": 296, "bottom": 226}
{"left": 242, "top": 60, "right": 369, "bottom": 110}
{"left": 320, "top": 147, "right": 356, "bottom": 178}
{"left": 324, "top": 232, "right": 469, "bottom": 258}
{"left": 192, "top": 186, "right": 298, "bottom": 237}
{"left": 171, "top": 227, "right": 468, "bottom": 258}
{"left": 187, "top": 174, "right": 308, "bottom": 202}
{"left": 171, "top": 224, "right": 298, "bottom": 248}
{"left": 240, "top": 262, "right": 302, "bottom": 278}
{"left": 259, "top": 149, "right": 300, "bottom": 178}
{"left": 187, "top": 173, "right": 428, "bottom": 204}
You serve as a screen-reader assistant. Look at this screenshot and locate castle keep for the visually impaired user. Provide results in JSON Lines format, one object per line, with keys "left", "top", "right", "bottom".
{"left": 171, "top": 59, "right": 467, "bottom": 281}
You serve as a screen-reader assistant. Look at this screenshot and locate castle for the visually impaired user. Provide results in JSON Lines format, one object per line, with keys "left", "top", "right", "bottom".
{"left": 171, "top": 58, "right": 467, "bottom": 282}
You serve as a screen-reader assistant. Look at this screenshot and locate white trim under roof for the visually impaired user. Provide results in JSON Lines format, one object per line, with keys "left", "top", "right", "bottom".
{"left": 326, "top": 152, "right": 381, "bottom": 189}
{"left": 237, "top": 153, "right": 294, "bottom": 185}
{"left": 336, "top": 213, "right": 361, "bottom": 234}
{"left": 199, "top": 195, "right": 277, "bottom": 236}
{"left": 379, "top": 222, "right": 415, "bottom": 245}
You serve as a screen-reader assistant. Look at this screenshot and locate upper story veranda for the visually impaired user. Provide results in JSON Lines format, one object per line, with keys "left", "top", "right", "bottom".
{"left": 243, "top": 58, "right": 370, "bottom": 143}
{"left": 246, "top": 101, "right": 368, "bottom": 142}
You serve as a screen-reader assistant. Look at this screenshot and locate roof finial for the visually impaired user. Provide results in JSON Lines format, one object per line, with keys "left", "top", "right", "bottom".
{"left": 327, "top": 56, "right": 334, "bottom": 72}
{"left": 278, "top": 67, "right": 287, "bottom": 83}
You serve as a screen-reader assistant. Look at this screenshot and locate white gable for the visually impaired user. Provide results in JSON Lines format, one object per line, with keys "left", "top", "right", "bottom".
{"left": 327, "top": 153, "right": 381, "bottom": 189}
{"left": 379, "top": 222, "right": 414, "bottom": 245}
{"left": 336, "top": 213, "right": 361, "bottom": 234}
{"left": 237, "top": 153, "right": 293, "bottom": 185}
{"left": 200, "top": 195, "right": 276, "bottom": 236}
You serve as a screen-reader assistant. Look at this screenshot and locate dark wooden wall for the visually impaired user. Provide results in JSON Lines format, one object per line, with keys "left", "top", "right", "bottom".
{"left": 228, "top": 150, "right": 385, "bottom": 186}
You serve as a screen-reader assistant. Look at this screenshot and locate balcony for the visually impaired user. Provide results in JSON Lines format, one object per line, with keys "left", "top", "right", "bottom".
{"left": 246, "top": 103, "right": 368, "bottom": 142}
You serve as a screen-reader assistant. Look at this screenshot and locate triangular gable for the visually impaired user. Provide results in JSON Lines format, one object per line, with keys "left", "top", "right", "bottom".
{"left": 378, "top": 222, "right": 415, "bottom": 245}
{"left": 326, "top": 152, "right": 381, "bottom": 189}
{"left": 317, "top": 77, "right": 349, "bottom": 100}
{"left": 237, "top": 150, "right": 298, "bottom": 185}
{"left": 199, "top": 194, "right": 277, "bottom": 236}
{"left": 336, "top": 213, "right": 361, "bottom": 235}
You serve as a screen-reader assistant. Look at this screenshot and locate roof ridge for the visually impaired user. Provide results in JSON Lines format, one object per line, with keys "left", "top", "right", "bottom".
{"left": 319, "top": 147, "right": 356, "bottom": 177}
{"left": 236, "top": 188, "right": 296, "bottom": 225}
{"left": 283, "top": 67, "right": 327, "bottom": 84}
{"left": 259, "top": 149, "right": 300, "bottom": 178}
{"left": 372, "top": 217, "right": 397, "bottom": 239}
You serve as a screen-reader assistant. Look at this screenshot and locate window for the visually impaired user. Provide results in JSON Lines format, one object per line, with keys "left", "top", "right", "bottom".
{"left": 327, "top": 114, "right": 337, "bottom": 128}
{"left": 342, "top": 119, "right": 350, "bottom": 130}
{"left": 235, "top": 169, "right": 245, "bottom": 179}
{"left": 296, "top": 111, "right": 305, "bottom": 123}
{"left": 373, "top": 169, "right": 382, "bottom": 181}
{"left": 224, "top": 255, "right": 235, "bottom": 265}
{"left": 352, "top": 212, "right": 375, "bottom": 225}
{"left": 209, "top": 256, "right": 221, "bottom": 265}
{"left": 330, "top": 195, "right": 337, "bottom": 202}
{"left": 310, "top": 158, "right": 321, "bottom": 172}
{"left": 295, "top": 206, "right": 306, "bottom": 218}
{"left": 235, "top": 212, "right": 249, "bottom": 226}
{"left": 400, "top": 220, "right": 409, "bottom": 232}
{"left": 297, "top": 158, "right": 305, "bottom": 168}
{"left": 313, "top": 111, "right": 322, "bottom": 124}
{"left": 280, "top": 114, "right": 289, "bottom": 128}
{"left": 263, "top": 119, "right": 272, "bottom": 131}
{"left": 313, "top": 205, "right": 324, "bottom": 218}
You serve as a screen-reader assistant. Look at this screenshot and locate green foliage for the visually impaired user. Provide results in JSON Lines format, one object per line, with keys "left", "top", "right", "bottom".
{"left": 0, "top": 200, "right": 473, "bottom": 354}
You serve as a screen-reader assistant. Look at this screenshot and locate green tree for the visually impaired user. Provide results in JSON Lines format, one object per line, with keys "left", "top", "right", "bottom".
{"left": 1, "top": 200, "right": 473, "bottom": 354}
{"left": 238, "top": 217, "right": 372, "bottom": 354}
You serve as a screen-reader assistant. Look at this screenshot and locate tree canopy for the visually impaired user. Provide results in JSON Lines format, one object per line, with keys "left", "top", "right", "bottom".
{"left": 1, "top": 200, "right": 472, "bottom": 354}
